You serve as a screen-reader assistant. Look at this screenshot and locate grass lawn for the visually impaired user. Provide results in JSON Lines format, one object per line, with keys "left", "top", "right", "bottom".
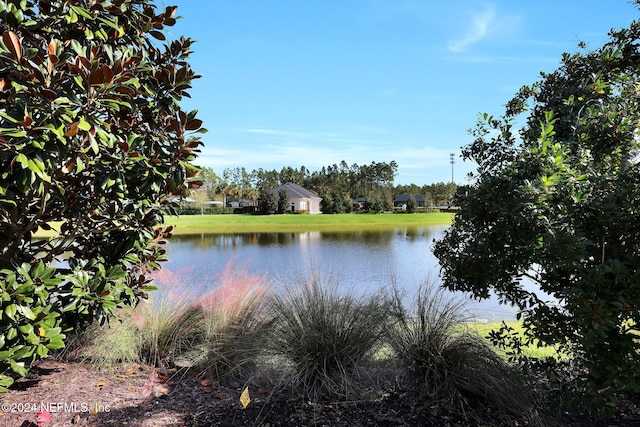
{"left": 470, "top": 321, "right": 563, "bottom": 360}
{"left": 165, "top": 212, "right": 454, "bottom": 234}
{"left": 34, "top": 212, "right": 453, "bottom": 238}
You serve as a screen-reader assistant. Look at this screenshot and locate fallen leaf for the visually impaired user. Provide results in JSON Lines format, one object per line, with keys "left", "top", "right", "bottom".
{"left": 199, "top": 379, "right": 212, "bottom": 387}
{"left": 95, "top": 381, "right": 107, "bottom": 388}
{"left": 214, "top": 392, "right": 227, "bottom": 400}
{"left": 125, "top": 370, "right": 137, "bottom": 376}
{"left": 202, "top": 386, "right": 213, "bottom": 393}
{"left": 240, "top": 386, "right": 251, "bottom": 409}
{"left": 35, "top": 409, "right": 51, "bottom": 425}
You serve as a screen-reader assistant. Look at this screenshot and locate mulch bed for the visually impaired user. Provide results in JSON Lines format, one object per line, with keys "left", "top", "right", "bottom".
{"left": 2, "top": 359, "right": 639, "bottom": 426}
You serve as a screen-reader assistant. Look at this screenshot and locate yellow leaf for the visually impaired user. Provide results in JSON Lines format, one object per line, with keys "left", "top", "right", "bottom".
{"left": 95, "top": 381, "right": 107, "bottom": 388}
{"left": 240, "top": 386, "right": 251, "bottom": 409}
{"left": 37, "top": 325, "right": 46, "bottom": 337}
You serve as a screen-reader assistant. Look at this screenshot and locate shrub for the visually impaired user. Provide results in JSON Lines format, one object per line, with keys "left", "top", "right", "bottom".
{"left": 386, "top": 281, "right": 538, "bottom": 421}
{"left": 0, "top": 0, "right": 203, "bottom": 389}
{"left": 432, "top": 15, "right": 640, "bottom": 413}
{"left": 267, "top": 271, "right": 391, "bottom": 400}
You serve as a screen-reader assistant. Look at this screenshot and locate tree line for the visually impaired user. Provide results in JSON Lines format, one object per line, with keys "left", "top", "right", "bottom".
{"left": 192, "top": 161, "right": 457, "bottom": 213}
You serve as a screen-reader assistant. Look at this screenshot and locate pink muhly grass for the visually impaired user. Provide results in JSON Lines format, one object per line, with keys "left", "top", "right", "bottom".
{"left": 193, "top": 260, "right": 271, "bottom": 378}
{"left": 131, "top": 266, "right": 206, "bottom": 366}
{"left": 197, "top": 260, "right": 268, "bottom": 322}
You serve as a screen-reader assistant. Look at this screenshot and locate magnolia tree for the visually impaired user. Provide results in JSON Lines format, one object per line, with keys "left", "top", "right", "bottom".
{"left": 0, "top": 0, "right": 203, "bottom": 389}
{"left": 433, "top": 7, "right": 640, "bottom": 413}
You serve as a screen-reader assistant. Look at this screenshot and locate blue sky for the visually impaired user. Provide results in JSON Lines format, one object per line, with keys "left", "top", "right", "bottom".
{"left": 166, "top": 1, "right": 638, "bottom": 185}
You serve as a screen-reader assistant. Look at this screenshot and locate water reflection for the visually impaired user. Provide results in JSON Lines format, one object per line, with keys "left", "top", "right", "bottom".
{"left": 161, "top": 226, "right": 517, "bottom": 321}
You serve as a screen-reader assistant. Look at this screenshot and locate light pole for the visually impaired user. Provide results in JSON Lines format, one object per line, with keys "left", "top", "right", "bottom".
{"left": 450, "top": 153, "right": 455, "bottom": 183}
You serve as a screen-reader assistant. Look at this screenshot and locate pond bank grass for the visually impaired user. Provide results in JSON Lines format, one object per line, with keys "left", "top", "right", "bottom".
{"left": 165, "top": 212, "right": 453, "bottom": 234}
{"left": 470, "top": 321, "right": 564, "bottom": 360}
{"left": 35, "top": 212, "right": 453, "bottom": 238}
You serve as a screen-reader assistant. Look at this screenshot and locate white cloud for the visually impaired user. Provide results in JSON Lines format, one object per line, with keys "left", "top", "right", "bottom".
{"left": 197, "top": 127, "right": 476, "bottom": 184}
{"left": 447, "top": 6, "right": 497, "bottom": 53}
{"left": 447, "top": 8, "right": 496, "bottom": 53}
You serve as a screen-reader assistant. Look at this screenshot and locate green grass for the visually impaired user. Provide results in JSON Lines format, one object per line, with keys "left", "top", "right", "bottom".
{"left": 165, "top": 212, "right": 453, "bottom": 234}
{"left": 470, "top": 321, "right": 563, "bottom": 360}
{"left": 35, "top": 213, "right": 452, "bottom": 238}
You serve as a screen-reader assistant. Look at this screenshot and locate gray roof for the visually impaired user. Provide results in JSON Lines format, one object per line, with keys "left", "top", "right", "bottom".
{"left": 272, "top": 182, "right": 321, "bottom": 199}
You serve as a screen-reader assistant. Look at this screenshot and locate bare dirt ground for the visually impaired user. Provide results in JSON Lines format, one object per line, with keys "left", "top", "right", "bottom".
{"left": 2, "top": 358, "right": 640, "bottom": 427}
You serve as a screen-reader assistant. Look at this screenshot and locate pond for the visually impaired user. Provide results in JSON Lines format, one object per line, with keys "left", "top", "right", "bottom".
{"left": 159, "top": 225, "right": 519, "bottom": 321}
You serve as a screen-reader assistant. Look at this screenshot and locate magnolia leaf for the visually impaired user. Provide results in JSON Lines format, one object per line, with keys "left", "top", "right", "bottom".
{"left": 185, "top": 118, "right": 202, "bottom": 130}
{"left": 2, "top": 30, "right": 22, "bottom": 62}
{"left": 64, "top": 122, "right": 80, "bottom": 137}
{"left": 149, "top": 30, "right": 165, "bottom": 40}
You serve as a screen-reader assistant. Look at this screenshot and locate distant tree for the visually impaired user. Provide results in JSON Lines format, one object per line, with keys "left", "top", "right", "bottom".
{"left": 277, "top": 189, "right": 289, "bottom": 214}
{"left": 258, "top": 188, "right": 278, "bottom": 214}
{"left": 194, "top": 166, "right": 220, "bottom": 201}
{"left": 319, "top": 191, "right": 335, "bottom": 214}
{"left": 424, "top": 182, "right": 457, "bottom": 206}
{"left": 406, "top": 195, "right": 417, "bottom": 213}
{"left": 0, "top": 0, "right": 203, "bottom": 389}
{"left": 433, "top": 9, "right": 640, "bottom": 414}
{"left": 364, "top": 198, "right": 385, "bottom": 214}
{"left": 254, "top": 168, "right": 280, "bottom": 190}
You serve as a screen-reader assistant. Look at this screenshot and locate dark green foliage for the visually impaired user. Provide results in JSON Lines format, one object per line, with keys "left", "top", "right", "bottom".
{"left": 406, "top": 194, "right": 417, "bottom": 213}
{"left": 433, "top": 6, "right": 640, "bottom": 414}
{"left": 363, "top": 198, "right": 385, "bottom": 213}
{"left": 0, "top": 0, "right": 203, "bottom": 389}
{"left": 258, "top": 188, "right": 277, "bottom": 214}
{"left": 319, "top": 189, "right": 352, "bottom": 214}
{"left": 395, "top": 182, "right": 457, "bottom": 207}
{"left": 276, "top": 189, "right": 289, "bottom": 214}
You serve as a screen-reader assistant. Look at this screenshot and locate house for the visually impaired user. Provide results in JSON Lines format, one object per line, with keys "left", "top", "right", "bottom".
{"left": 393, "top": 194, "right": 426, "bottom": 210}
{"left": 272, "top": 182, "right": 322, "bottom": 214}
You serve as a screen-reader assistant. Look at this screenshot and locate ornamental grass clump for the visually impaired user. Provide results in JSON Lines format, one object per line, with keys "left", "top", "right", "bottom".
{"left": 80, "top": 267, "right": 205, "bottom": 368}
{"left": 386, "top": 281, "right": 539, "bottom": 421}
{"left": 132, "top": 289, "right": 204, "bottom": 368}
{"left": 267, "top": 271, "right": 391, "bottom": 400}
{"left": 194, "top": 261, "right": 271, "bottom": 380}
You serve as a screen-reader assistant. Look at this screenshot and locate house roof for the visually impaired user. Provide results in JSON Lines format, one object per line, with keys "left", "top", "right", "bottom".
{"left": 272, "top": 182, "right": 321, "bottom": 199}
{"left": 393, "top": 194, "right": 425, "bottom": 203}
